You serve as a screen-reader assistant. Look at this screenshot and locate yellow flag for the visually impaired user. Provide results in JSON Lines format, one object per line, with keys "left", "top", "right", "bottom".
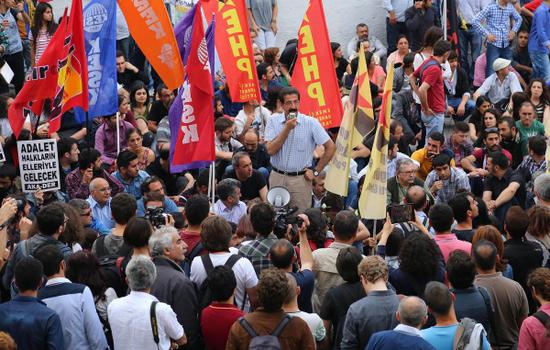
{"left": 350, "top": 43, "right": 376, "bottom": 148}
{"left": 324, "top": 98, "right": 355, "bottom": 196}
{"left": 324, "top": 45, "right": 375, "bottom": 197}
{"left": 358, "top": 64, "right": 395, "bottom": 219}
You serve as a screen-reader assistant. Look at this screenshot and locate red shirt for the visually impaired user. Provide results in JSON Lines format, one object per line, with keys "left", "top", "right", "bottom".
{"left": 413, "top": 58, "right": 446, "bottom": 113}
{"left": 179, "top": 230, "right": 202, "bottom": 257}
{"left": 201, "top": 302, "right": 245, "bottom": 350}
{"left": 524, "top": 0, "right": 543, "bottom": 12}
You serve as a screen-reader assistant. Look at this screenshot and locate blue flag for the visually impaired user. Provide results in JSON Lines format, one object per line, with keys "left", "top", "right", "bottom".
{"left": 83, "top": 0, "right": 117, "bottom": 118}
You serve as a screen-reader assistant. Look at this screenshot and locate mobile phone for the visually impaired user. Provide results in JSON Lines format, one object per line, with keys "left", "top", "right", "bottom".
{"left": 288, "top": 111, "right": 297, "bottom": 120}
{"left": 387, "top": 204, "right": 415, "bottom": 223}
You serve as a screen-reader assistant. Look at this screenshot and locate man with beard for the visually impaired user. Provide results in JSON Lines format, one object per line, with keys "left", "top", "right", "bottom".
{"left": 498, "top": 116, "right": 527, "bottom": 169}
{"left": 57, "top": 138, "right": 79, "bottom": 194}
{"left": 425, "top": 154, "right": 470, "bottom": 204}
{"left": 387, "top": 159, "right": 426, "bottom": 205}
{"left": 264, "top": 87, "right": 335, "bottom": 212}
{"left": 147, "top": 84, "right": 174, "bottom": 133}
{"left": 222, "top": 152, "right": 267, "bottom": 202}
{"left": 215, "top": 117, "right": 243, "bottom": 181}
{"left": 461, "top": 128, "right": 512, "bottom": 178}
{"left": 236, "top": 131, "right": 271, "bottom": 181}
{"left": 411, "top": 131, "right": 455, "bottom": 181}
{"left": 65, "top": 148, "right": 124, "bottom": 200}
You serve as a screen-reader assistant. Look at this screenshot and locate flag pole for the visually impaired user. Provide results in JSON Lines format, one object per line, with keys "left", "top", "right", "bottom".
{"left": 116, "top": 112, "right": 120, "bottom": 156}
{"left": 85, "top": 111, "right": 90, "bottom": 147}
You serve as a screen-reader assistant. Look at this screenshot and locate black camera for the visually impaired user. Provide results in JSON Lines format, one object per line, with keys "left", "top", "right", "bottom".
{"left": 145, "top": 207, "right": 167, "bottom": 228}
{"left": 273, "top": 206, "right": 304, "bottom": 238}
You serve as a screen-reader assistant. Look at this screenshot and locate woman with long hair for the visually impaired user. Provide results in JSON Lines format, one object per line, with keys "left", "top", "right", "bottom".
{"left": 473, "top": 108, "right": 501, "bottom": 147}
{"left": 472, "top": 225, "right": 513, "bottom": 279}
{"left": 469, "top": 96, "right": 492, "bottom": 143}
{"left": 129, "top": 81, "right": 151, "bottom": 135}
{"left": 389, "top": 233, "right": 445, "bottom": 296}
{"left": 526, "top": 78, "right": 550, "bottom": 124}
{"left": 30, "top": 1, "right": 57, "bottom": 65}
{"left": 526, "top": 205, "right": 550, "bottom": 266}
{"left": 125, "top": 128, "right": 154, "bottom": 170}
{"left": 331, "top": 42, "right": 351, "bottom": 83}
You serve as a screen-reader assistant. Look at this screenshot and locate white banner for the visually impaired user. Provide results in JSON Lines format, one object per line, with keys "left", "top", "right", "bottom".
{"left": 17, "top": 139, "right": 60, "bottom": 193}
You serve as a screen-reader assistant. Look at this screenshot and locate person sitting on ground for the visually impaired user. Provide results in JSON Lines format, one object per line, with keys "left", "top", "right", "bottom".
{"left": 212, "top": 178, "right": 247, "bottom": 225}
{"left": 424, "top": 153, "right": 471, "bottom": 204}
{"left": 449, "top": 191, "right": 479, "bottom": 242}
{"left": 430, "top": 203, "right": 472, "bottom": 262}
{"left": 411, "top": 132, "right": 455, "bottom": 181}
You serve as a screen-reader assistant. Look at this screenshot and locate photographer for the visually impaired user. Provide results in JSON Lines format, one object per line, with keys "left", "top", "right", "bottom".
{"left": 142, "top": 191, "right": 175, "bottom": 229}
{"left": 136, "top": 176, "right": 178, "bottom": 217}
{"left": 0, "top": 165, "right": 17, "bottom": 204}
{"left": 3, "top": 194, "right": 33, "bottom": 246}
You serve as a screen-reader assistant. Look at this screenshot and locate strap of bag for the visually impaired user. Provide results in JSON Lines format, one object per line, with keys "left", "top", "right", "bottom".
{"left": 238, "top": 317, "right": 258, "bottom": 338}
{"left": 201, "top": 254, "right": 215, "bottom": 275}
{"left": 452, "top": 323, "right": 465, "bottom": 350}
{"left": 150, "top": 301, "right": 160, "bottom": 347}
{"left": 224, "top": 254, "right": 241, "bottom": 269}
{"left": 477, "top": 286, "right": 497, "bottom": 344}
{"left": 187, "top": 242, "right": 203, "bottom": 261}
{"left": 272, "top": 315, "right": 292, "bottom": 337}
{"left": 532, "top": 311, "right": 550, "bottom": 327}
{"left": 95, "top": 235, "right": 107, "bottom": 257}
{"left": 22, "top": 240, "right": 30, "bottom": 257}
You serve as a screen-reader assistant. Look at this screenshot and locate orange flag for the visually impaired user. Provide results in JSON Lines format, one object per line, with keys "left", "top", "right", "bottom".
{"left": 214, "top": 0, "right": 261, "bottom": 102}
{"left": 292, "top": 0, "right": 343, "bottom": 129}
{"left": 117, "top": 0, "right": 184, "bottom": 90}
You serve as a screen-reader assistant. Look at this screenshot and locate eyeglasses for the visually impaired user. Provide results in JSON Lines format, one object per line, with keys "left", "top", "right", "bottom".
{"left": 400, "top": 170, "right": 416, "bottom": 175}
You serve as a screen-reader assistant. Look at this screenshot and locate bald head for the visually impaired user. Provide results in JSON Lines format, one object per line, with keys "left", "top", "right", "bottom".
{"left": 89, "top": 178, "right": 111, "bottom": 204}
{"left": 269, "top": 239, "right": 295, "bottom": 269}
{"left": 243, "top": 131, "right": 259, "bottom": 153}
{"left": 405, "top": 185, "right": 427, "bottom": 210}
{"left": 398, "top": 296, "right": 428, "bottom": 328}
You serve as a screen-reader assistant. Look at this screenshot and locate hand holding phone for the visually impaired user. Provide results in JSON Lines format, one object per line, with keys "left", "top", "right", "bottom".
{"left": 387, "top": 204, "right": 414, "bottom": 223}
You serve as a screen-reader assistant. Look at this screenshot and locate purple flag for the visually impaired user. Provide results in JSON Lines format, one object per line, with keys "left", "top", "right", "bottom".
{"left": 174, "top": 4, "right": 197, "bottom": 66}
{"left": 168, "top": 9, "right": 216, "bottom": 172}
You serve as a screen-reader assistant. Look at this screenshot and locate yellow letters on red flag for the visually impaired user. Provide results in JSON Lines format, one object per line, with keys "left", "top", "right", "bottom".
{"left": 117, "top": 0, "right": 184, "bottom": 90}
{"left": 215, "top": 0, "right": 262, "bottom": 102}
{"left": 292, "top": 0, "right": 343, "bottom": 129}
{"left": 358, "top": 64, "right": 394, "bottom": 219}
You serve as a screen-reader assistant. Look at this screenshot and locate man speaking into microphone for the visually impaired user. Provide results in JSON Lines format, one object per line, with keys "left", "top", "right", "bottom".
{"left": 264, "top": 87, "right": 335, "bottom": 212}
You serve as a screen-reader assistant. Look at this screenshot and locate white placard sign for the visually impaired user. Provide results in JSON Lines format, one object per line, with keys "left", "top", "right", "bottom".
{"left": 0, "top": 143, "right": 5, "bottom": 162}
{"left": 17, "top": 139, "right": 60, "bottom": 193}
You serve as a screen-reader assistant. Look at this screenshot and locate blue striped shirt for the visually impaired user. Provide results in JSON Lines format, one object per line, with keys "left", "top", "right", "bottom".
{"left": 264, "top": 113, "right": 330, "bottom": 172}
{"left": 528, "top": 3, "right": 550, "bottom": 53}
{"left": 473, "top": 2, "right": 522, "bottom": 48}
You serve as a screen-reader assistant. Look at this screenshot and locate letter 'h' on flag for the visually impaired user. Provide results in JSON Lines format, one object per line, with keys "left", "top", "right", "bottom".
{"left": 8, "top": 0, "right": 88, "bottom": 138}
{"left": 169, "top": 2, "right": 215, "bottom": 172}
{"left": 292, "top": 0, "right": 343, "bottom": 129}
{"left": 359, "top": 64, "right": 395, "bottom": 220}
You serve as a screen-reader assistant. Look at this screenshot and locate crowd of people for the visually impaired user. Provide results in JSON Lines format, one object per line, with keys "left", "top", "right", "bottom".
{"left": 0, "top": 0, "right": 547, "bottom": 349}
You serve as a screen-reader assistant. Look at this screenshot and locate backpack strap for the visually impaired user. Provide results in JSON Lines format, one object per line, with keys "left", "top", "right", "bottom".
{"left": 201, "top": 254, "right": 215, "bottom": 275}
{"left": 95, "top": 235, "right": 107, "bottom": 258}
{"left": 187, "top": 242, "right": 204, "bottom": 262}
{"left": 532, "top": 311, "right": 550, "bottom": 327}
{"left": 21, "top": 240, "right": 30, "bottom": 257}
{"left": 418, "top": 58, "right": 440, "bottom": 81}
{"left": 238, "top": 317, "right": 258, "bottom": 338}
{"left": 271, "top": 315, "right": 292, "bottom": 337}
{"left": 476, "top": 286, "right": 497, "bottom": 343}
{"left": 452, "top": 323, "right": 465, "bottom": 350}
{"left": 224, "top": 254, "right": 241, "bottom": 269}
{"left": 150, "top": 301, "right": 160, "bottom": 348}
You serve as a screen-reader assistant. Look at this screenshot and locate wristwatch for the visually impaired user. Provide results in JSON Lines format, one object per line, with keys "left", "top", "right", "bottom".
{"left": 309, "top": 167, "right": 319, "bottom": 177}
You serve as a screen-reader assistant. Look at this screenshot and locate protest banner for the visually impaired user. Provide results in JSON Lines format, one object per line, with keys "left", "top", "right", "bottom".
{"left": 17, "top": 139, "right": 60, "bottom": 193}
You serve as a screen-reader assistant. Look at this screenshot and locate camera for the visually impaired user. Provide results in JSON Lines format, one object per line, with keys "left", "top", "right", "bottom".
{"left": 145, "top": 207, "right": 167, "bottom": 228}
{"left": 273, "top": 206, "right": 304, "bottom": 238}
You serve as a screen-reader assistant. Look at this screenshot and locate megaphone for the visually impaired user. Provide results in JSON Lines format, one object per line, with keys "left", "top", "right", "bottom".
{"left": 267, "top": 186, "right": 291, "bottom": 208}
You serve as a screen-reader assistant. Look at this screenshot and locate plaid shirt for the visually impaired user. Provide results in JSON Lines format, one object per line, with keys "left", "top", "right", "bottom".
{"left": 425, "top": 167, "right": 471, "bottom": 203}
{"left": 238, "top": 233, "right": 278, "bottom": 277}
{"left": 518, "top": 156, "right": 547, "bottom": 191}
{"left": 473, "top": 2, "right": 522, "bottom": 48}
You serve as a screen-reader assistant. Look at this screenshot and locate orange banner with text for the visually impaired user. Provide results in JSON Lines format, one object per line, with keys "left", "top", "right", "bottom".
{"left": 214, "top": 0, "right": 262, "bottom": 102}
{"left": 117, "top": 0, "right": 184, "bottom": 90}
{"left": 292, "top": 0, "right": 343, "bottom": 129}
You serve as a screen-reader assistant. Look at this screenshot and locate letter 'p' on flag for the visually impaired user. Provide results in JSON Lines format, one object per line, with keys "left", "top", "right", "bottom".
{"left": 292, "top": 0, "right": 343, "bottom": 129}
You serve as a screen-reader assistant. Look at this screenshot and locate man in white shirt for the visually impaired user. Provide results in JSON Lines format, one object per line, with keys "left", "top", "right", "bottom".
{"left": 87, "top": 178, "right": 114, "bottom": 229}
{"left": 108, "top": 255, "right": 187, "bottom": 350}
{"left": 474, "top": 58, "right": 522, "bottom": 107}
{"left": 190, "top": 216, "right": 258, "bottom": 312}
{"left": 212, "top": 178, "right": 247, "bottom": 225}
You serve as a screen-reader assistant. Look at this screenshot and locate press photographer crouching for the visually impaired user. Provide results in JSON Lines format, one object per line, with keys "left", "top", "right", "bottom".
{"left": 143, "top": 191, "right": 175, "bottom": 229}
{"left": 136, "top": 176, "right": 179, "bottom": 217}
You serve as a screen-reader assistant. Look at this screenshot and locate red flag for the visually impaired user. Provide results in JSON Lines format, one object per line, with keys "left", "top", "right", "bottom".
{"left": 292, "top": 0, "right": 343, "bottom": 129}
{"left": 171, "top": 3, "right": 215, "bottom": 170}
{"left": 8, "top": 0, "right": 88, "bottom": 137}
{"left": 214, "top": 0, "right": 261, "bottom": 102}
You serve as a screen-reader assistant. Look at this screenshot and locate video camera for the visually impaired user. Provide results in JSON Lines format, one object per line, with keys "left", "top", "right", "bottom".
{"left": 144, "top": 207, "right": 167, "bottom": 228}
{"left": 267, "top": 186, "right": 304, "bottom": 238}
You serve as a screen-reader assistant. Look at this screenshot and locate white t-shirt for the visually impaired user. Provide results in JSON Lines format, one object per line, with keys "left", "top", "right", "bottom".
{"left": 234, "top": 106, "right": 272, "bottom": 140}
{"left": 286, "top": 310, "right": 326, "bottom": 342}
{"left": 108, "top": 291, "right": 184, "bottom": 350}
{"left": 190, "top": 252, "right": 258, "bottom": 312}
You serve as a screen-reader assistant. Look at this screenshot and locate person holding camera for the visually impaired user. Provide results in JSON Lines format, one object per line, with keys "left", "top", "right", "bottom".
{"left": 143, "top": 191, "right": 176, "bottom": 229}
{"left": 136, "top": 177, "right": 178, "bottom": 217}
{"left": 264, "top": 87, "right": 335, "bottom": 212}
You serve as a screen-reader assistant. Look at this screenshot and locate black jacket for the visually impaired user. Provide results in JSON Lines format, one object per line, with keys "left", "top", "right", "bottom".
{"left": 405, "top": 7, "right": 438, "bottom": 51}
{"left": 445, "top": 67, "right": 470, "bottom": 99}
{"left": 150, "top": 257, "right": 203, "bottom": 350}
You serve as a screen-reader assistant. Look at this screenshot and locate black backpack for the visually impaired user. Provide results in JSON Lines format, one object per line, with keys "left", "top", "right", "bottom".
{"left": 181, "top": 242, "right": 204, "bottom": 277}
{"left": 94, "top": 236, "right": 131, "bottom": 297}
{"left": 198, "top": 254, "right": 243, "bottom": 310}
{"left": 238, "top": 315, "right": 292, "bottom": 350}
